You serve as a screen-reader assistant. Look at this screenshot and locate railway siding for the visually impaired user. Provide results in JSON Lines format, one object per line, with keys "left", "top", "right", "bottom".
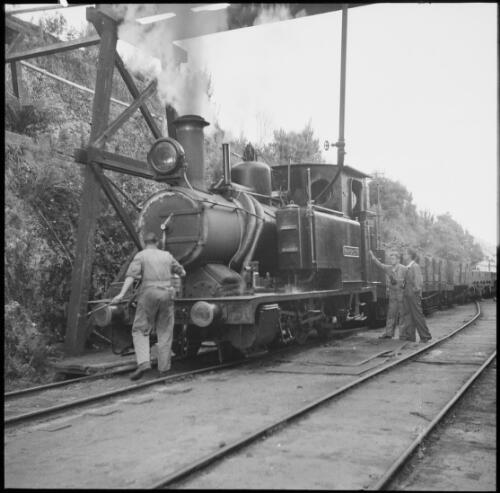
{"left": 389, "top": 359, "right": 496, "bottom": 491}
{"left": 4, "top": 302, "right": 491, "bottom": 489}
{"left": 168, "top": 302, "right": 496, "bottom": 489}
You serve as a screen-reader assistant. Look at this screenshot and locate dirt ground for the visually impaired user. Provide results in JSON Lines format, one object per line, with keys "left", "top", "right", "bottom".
{"left": 389, "top": 304, "right": 497, "bottom": 491}
{"left": 172, "top": 301, "right": 496, "bottom": 490}
{"left": 4, "top": 302, "right": 494, "bottom": 489}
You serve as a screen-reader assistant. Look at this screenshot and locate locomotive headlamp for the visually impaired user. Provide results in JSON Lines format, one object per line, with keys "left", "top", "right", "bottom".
{"left": 190, "top": 301, "right": 221, "bottom": 327}
{"left": 147, "top": 138, "right": 185, "bottom": 177}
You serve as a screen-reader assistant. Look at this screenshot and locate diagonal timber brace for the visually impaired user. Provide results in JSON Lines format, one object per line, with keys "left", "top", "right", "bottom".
{"left": 87, "top": 161, "right": 143, "bottom": 250}
{"left": 87, "top": 7, "right": 162, "bottom": 140}
{"left": 114, "top": 55, "right": 163, "bottom": 140}
{"left": 92, "top": 79, "right": 158, "bottom": 147}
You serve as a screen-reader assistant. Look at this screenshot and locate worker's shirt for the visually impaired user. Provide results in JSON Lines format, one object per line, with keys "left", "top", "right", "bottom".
{"left": 372, "top": 256, "right": 407, "bottom": 298}
{"left": 404, "top": 260, "right": 423, "bottom": 295}
{"left": 126, "top": 247, "right": 186, "bottom": 293}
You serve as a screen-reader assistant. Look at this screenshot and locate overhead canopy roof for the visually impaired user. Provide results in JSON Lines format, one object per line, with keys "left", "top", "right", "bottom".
{"left": 98, "top": 3, "right": 368, "bottom": 43}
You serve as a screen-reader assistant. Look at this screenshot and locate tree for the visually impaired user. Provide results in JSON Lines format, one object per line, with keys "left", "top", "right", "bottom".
{"left": 370, "top": 173, "right": 415, "bottom": 221}
{"left": 204, "top": 121, "right": 227, "bottom": 185}
{"left": 260, "top": 121, "right": 324, "bottom": 165}
{"left": 369, "top": 174, "right": 483, "bottom": 265}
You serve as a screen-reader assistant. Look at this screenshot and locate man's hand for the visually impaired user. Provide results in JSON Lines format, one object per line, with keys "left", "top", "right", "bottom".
{"left": 111, "top": 294, "right": 124, "bottom": 305}
{"left": 369, "top": 250, "right": 375, "bottom": 258}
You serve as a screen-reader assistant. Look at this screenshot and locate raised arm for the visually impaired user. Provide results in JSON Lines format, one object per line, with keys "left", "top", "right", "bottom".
{"left": 369, "top": 250, "right": 391, "bottom": 274}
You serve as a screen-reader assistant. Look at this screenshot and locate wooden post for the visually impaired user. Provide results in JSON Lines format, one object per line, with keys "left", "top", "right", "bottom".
{"left": 65, "top": 11, "right": 118, "bottom": 355}
{"left": 10, "top": 62, "right": 25, "bottom": 101}
{"left": 7, "top": 32, "right": 25, "bottom": 102}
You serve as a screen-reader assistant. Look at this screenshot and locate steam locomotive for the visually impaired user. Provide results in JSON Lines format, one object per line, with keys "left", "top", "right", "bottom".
{"left": 92, "top": 114, "right": 494, "bottom": 360}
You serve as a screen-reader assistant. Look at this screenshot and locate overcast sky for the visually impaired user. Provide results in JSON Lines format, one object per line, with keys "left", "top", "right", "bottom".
{"left": 12, "top": 3, "right": 498, "bottom": 247}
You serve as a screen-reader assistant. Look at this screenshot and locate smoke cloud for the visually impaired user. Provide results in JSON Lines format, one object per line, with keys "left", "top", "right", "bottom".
{"left": 113, "top": 4, "right": 307, "bottom": 131}
{"left": 115, "top": 4, "right": 226, "bottom": 127}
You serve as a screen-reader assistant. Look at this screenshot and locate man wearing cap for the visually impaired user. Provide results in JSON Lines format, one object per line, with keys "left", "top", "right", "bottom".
{"left": 111, "top": 232, "right": 186, "bottom": 380}
{"left": 369, "top": 249, "right": 407, "bottom": 340}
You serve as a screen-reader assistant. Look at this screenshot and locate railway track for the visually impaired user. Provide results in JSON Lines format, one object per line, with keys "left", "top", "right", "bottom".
{"left": 5, "top": 301, "right": 492, "bottom": 489}
{"left": 370, "top": 350, "right": 496, "bottom": 490}
{"left": 4, "top": 322, "right": 371, "bottom": 427}
{"left": 149, "top": 300, "right": 494, "bottom": 489}
{"left": 4, "top": 365, "right": 134, "bottom": 400}
{"left": 386, "top": 355, "right": 496, "bottom": 491}
{"left": 4, "top": 359, "right": 248, "bottom": 427}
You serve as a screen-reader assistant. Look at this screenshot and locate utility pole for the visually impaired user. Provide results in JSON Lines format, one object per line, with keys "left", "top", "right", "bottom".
{"left": 337, "top": 4, "right": 348, "bottom": 167}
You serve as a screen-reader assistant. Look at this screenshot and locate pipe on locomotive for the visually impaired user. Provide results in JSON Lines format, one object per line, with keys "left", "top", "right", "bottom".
{"left": 222, "top": 143, "right": 231, "bottom": 185}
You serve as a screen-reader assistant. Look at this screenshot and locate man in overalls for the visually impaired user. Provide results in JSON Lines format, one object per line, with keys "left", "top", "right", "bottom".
{"left": 401, "top": 248, "right": 432, "bottom": 343}
{"left": 111, "top": 232, "right": 186, "bottom": 380}
{"left": 369, "top": 249, "right": 407, "bottom": 339}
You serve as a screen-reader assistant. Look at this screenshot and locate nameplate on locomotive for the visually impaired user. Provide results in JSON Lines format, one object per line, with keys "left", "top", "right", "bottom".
{"left": 343, "top": 245, "right": 360, "bottom": 258}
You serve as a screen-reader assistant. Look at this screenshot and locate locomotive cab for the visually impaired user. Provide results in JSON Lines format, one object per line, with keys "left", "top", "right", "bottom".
{"left": 272, "top": 162, "right": 380, "bottom": 288}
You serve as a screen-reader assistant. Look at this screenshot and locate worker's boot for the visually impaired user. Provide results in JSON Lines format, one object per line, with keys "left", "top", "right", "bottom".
{"left": 130, "top": 363, "right": 152, "bottom": 381}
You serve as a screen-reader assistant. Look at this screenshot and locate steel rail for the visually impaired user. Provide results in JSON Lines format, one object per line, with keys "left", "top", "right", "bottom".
{"left": 3, "top": 336, "right": 328, "bottom": 426}
{"left": 4, "top": 360, "right": 245, "bottom": 427}
{"left": 370, "top": 349, "right": 497, "bottom": 490}
{"left": 4, "top": 365, "right": 134, "bottom": 400}
{"left": 150, "top": 302, "right": 481, "bottom": 489}
{"left": 4, "top": 323, "right": 370, "bottom": 407}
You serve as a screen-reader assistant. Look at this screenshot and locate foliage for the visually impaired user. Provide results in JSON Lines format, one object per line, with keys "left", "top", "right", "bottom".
{"left": 204, "top": 121, "right": 227, "bottom": 185}
{"left": 369, "top": 173, "right": 484, "bottom": 264}
{"left": 430, "top": 213, "right": 484, "bottom": 264}
{"left": 5, "top": 95, "right": 65, "bottom": 137}
{"left": 259, "top": 121, "right": 324, "bottom": 165}
{"left": 4, "top": 301, "right": 59, "bottom": 383}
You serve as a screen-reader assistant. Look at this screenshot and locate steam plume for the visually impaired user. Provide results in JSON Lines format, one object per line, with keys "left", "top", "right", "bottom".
{"left": 116, "top": 4, "right": 226, "bottom": 125}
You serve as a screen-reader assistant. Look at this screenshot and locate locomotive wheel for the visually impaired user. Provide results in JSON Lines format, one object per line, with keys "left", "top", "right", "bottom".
{"left": 288, "top": 312, "right": 308, "bottom": 345}
{"left": 172, "top": 324, "right": 202, "bottom": 359}
{"left": 291, "top": 322, "right": 308, "bottom": 345}
{"left": 316, "top": 324, "right": 331, "bottom": 340}
{"left": 172, "top": 339, "right": 202, "bottom": 359}
{"left": 217, "top": 341, "right": 242, "bottom": 363}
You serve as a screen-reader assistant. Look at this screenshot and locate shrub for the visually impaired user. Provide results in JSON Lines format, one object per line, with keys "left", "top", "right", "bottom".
{"left": 5, "top": 98, "right": 65, "bottom": 137}
{"left": 4, "top": 301, "right": 58, "bottom": 382}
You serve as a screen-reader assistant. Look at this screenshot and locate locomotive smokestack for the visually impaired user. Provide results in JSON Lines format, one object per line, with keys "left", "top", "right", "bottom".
{"left": 173, "top": 115, "right": 209, "bottom": 190}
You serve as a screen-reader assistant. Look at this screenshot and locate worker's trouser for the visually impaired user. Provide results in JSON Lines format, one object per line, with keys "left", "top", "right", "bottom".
{"left": 401, "top": 291, "right": 432, "bottom": 342}
{"left": 383, "top": 292, "right": 405, "bottom": 338}
{"left": 132, "top": 286, "right": 174, "bottom": 372}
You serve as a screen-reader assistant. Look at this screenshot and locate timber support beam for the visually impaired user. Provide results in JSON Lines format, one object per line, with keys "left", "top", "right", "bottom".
{"left": 5, "top": 35, "right": 101, "bottom": 63}
{"left": 114, "top": 55, "right": 163, "bottom": 140}
{"left": 74, "top": 147, "right": 154, "bottom": 180}
{"left": 92, "top": 79, "right": 158, "bottom": 147}
{"left": 65, "top": 10, "right": 118, "bottom": 356}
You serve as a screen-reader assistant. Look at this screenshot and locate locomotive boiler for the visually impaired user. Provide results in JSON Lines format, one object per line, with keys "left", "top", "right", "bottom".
{"left": 94, "top": 114, "right": 386, "bottom": 360}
